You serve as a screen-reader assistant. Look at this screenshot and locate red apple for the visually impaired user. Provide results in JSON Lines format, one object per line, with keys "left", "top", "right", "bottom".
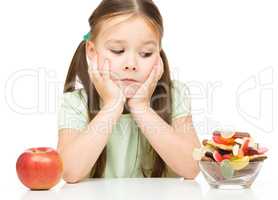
{"left": 16, "top": 147, "right": 63, "bottom": 190}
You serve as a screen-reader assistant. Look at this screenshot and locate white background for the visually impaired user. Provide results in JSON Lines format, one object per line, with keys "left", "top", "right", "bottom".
{"left": 0, "top": 0, "right": 277, "bottom": 198}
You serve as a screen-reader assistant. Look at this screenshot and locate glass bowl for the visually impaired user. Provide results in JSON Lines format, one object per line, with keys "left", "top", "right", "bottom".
{"left": 199, "top": 160, "right": 264, "bottom": 189}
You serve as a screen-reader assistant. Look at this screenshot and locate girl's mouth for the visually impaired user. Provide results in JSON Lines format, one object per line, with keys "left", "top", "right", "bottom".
{"left": 120, "top": 78, "right": 139, "bottom": 85}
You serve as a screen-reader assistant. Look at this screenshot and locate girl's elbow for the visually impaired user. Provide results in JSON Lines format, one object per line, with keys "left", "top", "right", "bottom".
{"left": 62, "top": 171, "right": 83, "bottom": 184}
{"left": 182, "top": 166, "right": 200, "bottom": 180}
{"left": 63, "top": 175, "right": 80, "bottom": 184}
{"left": 184, "top": 170, "right": 200, "bottom": 180}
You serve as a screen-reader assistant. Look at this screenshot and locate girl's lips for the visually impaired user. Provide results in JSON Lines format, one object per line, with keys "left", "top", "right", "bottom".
{"left": 121, "top": 78, "right": 138, "bottom": 82}
{"left": 120, "top": 79, "right": 139, "bottom": 86}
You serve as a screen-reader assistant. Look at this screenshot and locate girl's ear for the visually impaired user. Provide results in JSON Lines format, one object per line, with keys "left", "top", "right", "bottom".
{"left": 85, "top": 40, "right": 97, "bottom": 61}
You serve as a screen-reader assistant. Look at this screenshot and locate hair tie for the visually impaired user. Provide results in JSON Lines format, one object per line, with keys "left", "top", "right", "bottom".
{"left": 83, "top": 32, "right": 91, "bottom": 41}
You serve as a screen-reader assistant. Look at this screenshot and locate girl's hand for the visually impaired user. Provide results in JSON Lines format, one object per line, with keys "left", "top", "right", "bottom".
{"left": 88, "top": 54, "right": 126, "bottom": 111}
{"left": 127, "top": 56, "right": 164, "bottom": 112}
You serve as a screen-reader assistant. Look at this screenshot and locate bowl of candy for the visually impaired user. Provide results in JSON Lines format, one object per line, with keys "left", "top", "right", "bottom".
{"left": 193, "top": 131, "right": 268, "bottom": 189}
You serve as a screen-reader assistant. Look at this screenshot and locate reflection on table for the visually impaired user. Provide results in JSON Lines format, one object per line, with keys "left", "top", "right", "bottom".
{"left": 20, "top": 178, "right": 260, "bottom": 200}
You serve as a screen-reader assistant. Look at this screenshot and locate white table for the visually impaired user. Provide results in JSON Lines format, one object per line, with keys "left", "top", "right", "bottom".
{"left": 3, "top": 153, "right": 276, "bottom": 200}
{"left": 11, "top": 176, "right": 274, "bottom": 200}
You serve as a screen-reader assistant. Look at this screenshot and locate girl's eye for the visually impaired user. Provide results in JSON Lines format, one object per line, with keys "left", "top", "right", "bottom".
{"left": 140, "top": 52, "right": 153, "bottom": 58}
{"left": 110, "top": 49, "right": 124, "bottom": 54}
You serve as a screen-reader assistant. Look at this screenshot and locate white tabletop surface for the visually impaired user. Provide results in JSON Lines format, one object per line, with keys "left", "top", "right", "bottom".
{"left": 2, "top": 137, "right": 276, "bottom": 200}
{"left": 3, "top": 134, "right": 276, "bottom": 199}
{"left": 4, "top": 172, "right": 276, "bottom": 200}
{"left": 3, "top": 142, "right": 276, "bottom": 199}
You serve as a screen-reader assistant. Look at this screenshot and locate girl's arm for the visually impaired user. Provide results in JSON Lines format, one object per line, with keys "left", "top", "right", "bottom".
{"left": 130, "top": 107, "right": 201, "bottom": 179}
{"left": 57, "top": 56, "right": 126, "bottom": 183}
{"left": 127, "top": 56, "right": 200, "bottom": 178}
{"left": 57, "top": 103, "right": 123, "bottom": 183}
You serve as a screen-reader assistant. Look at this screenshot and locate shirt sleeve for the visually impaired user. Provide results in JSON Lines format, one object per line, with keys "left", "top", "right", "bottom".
{"left": 171, "top": 80, "right": 192, "bottom": 120}
{"left": 57, "top": 89, "right": 89, "bottom": 130}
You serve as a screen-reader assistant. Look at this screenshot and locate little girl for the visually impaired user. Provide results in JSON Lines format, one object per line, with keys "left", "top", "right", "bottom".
{"left": 57, "top": 0, "right": 201, "bottom": 183}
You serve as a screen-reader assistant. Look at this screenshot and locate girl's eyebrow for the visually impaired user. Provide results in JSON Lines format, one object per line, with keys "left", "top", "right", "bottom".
{"left": 142, "top": 40, "right": 157, "bottom": 46}
{"left": 105, "top": 39, "right": 157, "bottom": 46}
{"left": 105, "top": 39, "right": 126, "bottom": 45}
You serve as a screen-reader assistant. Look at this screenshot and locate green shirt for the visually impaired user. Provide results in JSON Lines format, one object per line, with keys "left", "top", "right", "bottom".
{"left": 58, "top": 80, "right": 191, "bottom": 178}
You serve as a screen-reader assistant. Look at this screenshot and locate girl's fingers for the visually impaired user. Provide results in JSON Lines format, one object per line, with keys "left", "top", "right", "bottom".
{"left": 146, "top": 56, "right": 162, "bottom": 85}
{"left": 157, "top": 57, "right": 164, "bottom": 80}
{"left": 88, "top": 54, "right": 102, "bottom": 82}
{"left": 93, "top": 55, "right": 99, "bottom": 70}
{"left": 88, "top": 53, "right": 98, "bottom": 70}
{"left": 89, "top": 69, "right": 102, "bottom": 83}
{"left": 144, "top": 57, "right": 163, "bottom": 89}
{"left": 102, "top": 59, "right": 111, "bottom": 80}
{"left": 145, "top": 67, "right": 157, "bottom": 87}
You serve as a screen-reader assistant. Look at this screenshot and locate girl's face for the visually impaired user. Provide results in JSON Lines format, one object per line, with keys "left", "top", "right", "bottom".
{"left": 87, "top": 15, "right": 161, "bottom": 97}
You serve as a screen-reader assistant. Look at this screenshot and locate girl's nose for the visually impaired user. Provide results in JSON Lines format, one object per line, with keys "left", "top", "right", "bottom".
{"left": 122, "top": 65, "right": 137, "bottom": 72}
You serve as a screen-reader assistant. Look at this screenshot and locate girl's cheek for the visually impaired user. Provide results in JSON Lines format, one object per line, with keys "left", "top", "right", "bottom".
{"left": 109, "top": 61, "right": 122, "bottom": 80}
{"left": 110, "top": 68, "right": 120, "bottom": 80}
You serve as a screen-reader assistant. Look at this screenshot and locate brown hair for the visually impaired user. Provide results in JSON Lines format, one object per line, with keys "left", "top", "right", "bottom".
{"left": 63, "top": 0, "right": 173, "bottom": 178}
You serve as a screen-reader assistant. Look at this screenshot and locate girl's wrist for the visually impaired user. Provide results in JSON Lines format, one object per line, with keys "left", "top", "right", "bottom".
{"left": 128, "top": 101, "right": 151, "bottom": 115}
{"left": 102, "top": 101, "right": 125, "bottom": 114}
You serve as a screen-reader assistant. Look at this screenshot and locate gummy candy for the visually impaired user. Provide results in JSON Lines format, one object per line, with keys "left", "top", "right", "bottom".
{"left": 193, "top": 130, "right": 268, "bottom": 175}
{"left": 220, "top": 131, "right": 235, "bottom": 139}
{"left": 229, "top": 156, "right": 250, "bottom": 170}
{"left": 220, "top": 159, "right": 234, "bottom": 178}
{"left": 213, "top": 151, "right": 223, "bottom": 162}
{"left": 213, "top": 135, "right": 235, "bottom": 145}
